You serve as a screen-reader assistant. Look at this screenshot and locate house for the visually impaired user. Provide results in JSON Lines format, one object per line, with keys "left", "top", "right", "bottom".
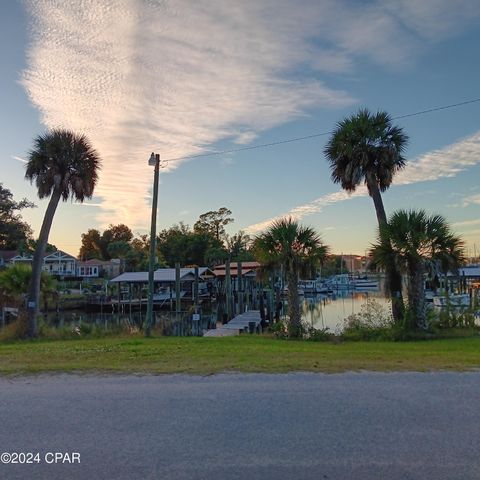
{"left": 9, "top": 252, "right": 34, "bottom": 265}
{"left": 42, "top": 250, "right": 77, "bottom": 276}
{"left": 10, "top": 249, "right": 77, "bottom": 278}
{"left": 76, "top": 259, "right": 121, "bottom": 279}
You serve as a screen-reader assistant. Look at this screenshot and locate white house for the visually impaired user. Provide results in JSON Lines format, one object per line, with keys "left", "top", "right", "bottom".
{"left": 76, "top": 259, "right": 121, "bottom": 279}
{"left": 10, "top": 250, "right": 77, "bottom": 277}
{"left": 42, "top": 250, "right": 77, "bottom": 276}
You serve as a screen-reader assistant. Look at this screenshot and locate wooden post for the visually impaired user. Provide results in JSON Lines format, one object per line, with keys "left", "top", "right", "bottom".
{"left": 117, "top": 281, "right": 121, "bottom": 313}
{"left": 175, "top": 263, "right": 181, "bottom": 317}
{"left": 194, "top": 266, "right": 199, "bottom": 311}
{"left": 226, "top": 260, "right": 232, "bottom": 320}
{"left": 237, "top": 262, "right": 243, "bottom": 314}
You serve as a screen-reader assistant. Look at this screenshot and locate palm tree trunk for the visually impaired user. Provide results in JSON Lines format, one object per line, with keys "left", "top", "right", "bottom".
{"left": 366, "top": 175, "right": 387, "bottom": 225}
{"left": 26, "top": 187, "right": 62, "bottom": 337}
{"left": 408, "top": 261, "right": 426, "bottom": 329}
{"left": 367, "top": 177, "right": 405, "bottom": 323}
{"left": 287, "top": 268, "right": 301, "bottom": 337}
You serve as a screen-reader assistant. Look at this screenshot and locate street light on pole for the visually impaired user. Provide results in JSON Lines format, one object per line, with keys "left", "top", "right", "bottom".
{"left": 145, "top": 152, "right": 160, "bottom": 337}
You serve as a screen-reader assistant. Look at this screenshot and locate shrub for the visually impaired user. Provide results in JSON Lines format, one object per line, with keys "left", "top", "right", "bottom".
{"left": 304, "top": 326, "right": 335, "bottom": 342}
{"left": 0, "top": 314, "right": 28, "bottom": 341}
{"left": 342, "top": 300, "right": 395, "bottom": 341}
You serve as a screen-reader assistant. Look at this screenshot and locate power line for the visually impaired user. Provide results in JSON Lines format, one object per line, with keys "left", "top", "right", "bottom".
{"left": 392, "top": 97, "right": 480, "bottom": 120}
{"left": 162, "top": 97, "right": 480, "bottom": 163}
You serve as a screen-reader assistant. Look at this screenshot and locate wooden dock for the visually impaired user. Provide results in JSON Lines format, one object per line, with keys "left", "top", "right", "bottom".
{"left": 204, "top": 310, "right": 262, "bottom": 337}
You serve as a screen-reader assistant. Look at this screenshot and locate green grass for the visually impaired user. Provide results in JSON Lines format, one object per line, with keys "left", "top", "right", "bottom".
{"left": 1, "top": 335, "right": 480, "bottom": 375}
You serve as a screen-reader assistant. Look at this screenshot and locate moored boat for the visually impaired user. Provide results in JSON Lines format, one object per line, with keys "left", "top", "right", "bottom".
{"left": 432, "top": 294, "right": 470, "bottom": 308}
{"left": 326, "top": 274, "right": 353, "bottom": 290}
{"left": 351, "top": 277, "right": 379, "bottom": 289}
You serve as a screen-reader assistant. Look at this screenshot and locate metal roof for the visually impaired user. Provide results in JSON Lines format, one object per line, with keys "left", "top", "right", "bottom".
{"left": 109, "top": 267, "right": 213, "bottom": 283}
{"left": 213, "top": 268, "right": 257, "bottom": 277}
{"left": 449, "top": 266, "right": 480, "bottom": 277}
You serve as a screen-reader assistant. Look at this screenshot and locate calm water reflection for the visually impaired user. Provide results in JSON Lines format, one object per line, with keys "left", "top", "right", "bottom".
{"left": 40, "top": 289, "right": 391, "bottom": 333}
{"left": 301, "top": 288, "right": 391, "bottom": 333}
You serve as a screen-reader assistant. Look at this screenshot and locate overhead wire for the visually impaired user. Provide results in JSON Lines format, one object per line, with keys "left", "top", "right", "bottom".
{"left": 161, "top": 97, "right": 480, "bottom": 165}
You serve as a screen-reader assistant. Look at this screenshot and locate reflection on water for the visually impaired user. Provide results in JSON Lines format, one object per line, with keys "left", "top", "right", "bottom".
{"left": 41, "top": 310, "right": 216, "bottom": 336}
{"left": 44, "top": 310, "right": 145, "bottom": 329}
{"left": 301, "top": 288, "right": 391, "bottom": 333}
{"left": 39, "top": 289, "right": 390, "bottom": 334}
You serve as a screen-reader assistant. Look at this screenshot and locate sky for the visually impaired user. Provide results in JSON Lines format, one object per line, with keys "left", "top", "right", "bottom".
{"left": 1, "top": 0, "right": 480, "bottom": 258}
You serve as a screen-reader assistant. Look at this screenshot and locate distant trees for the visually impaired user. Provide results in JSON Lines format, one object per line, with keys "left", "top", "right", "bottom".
{"left": 320, "top": 255, "right": 348, "bottom": 277}
{"left": 194, "top": 207, "right": 233, "bottom": 241}
{"left": 158, "top": 222, "right": 225, "bottom": 266}
{"left": 77, "top": 208, "right": 254, "bottom": 269}
{"left": 25, "top": 129, "right": 101, "bottom": 337}
{"left": 226, "top": 231, "right": 254, "bottom": 262}
{"left": 0, "top": 183, "right": 35, "bottom": 250}
{"left": 79, "top": 224, "right": 133, "bottom": 261}
{"left": 78, "top": 229, "right": 102, "bottom": 260}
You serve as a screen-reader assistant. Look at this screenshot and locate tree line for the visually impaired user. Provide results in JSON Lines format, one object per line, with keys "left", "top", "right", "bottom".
{"left": 77, "top": 208, "right": 254, "bottom": 270}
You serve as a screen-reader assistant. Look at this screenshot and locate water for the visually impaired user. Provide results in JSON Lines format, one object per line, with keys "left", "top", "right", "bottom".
{"left": 300, "top": 288, "right": 392, "bottom": 333}
{"left": 23, "top": 288, "right": 392, "bottom": 335}
{"left": 40, "top": 310, "right": 216, "bottom": 336}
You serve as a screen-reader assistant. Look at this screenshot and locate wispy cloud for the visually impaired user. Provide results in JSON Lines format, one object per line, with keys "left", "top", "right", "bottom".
{"left": 21, "top": 0, "right": 479, "bottom": 229}
{"left": 12, "top": 155, "right": 27, "bottom": 164}
{"left": 460, "top": 194, "right": 480, "bottom": 207}
{"left": 246, "top": 188, "right": 368, "bottom": 233}
{"left": 246, "top": 131, "right": 480, "bottom": 233}
{"left": 219, "top": 155, "right": 235, "bottom": 168}
{"left": 75, "top": 203, "right": 103, "bottom": 208}
{"left": 452, "top": 219, "right": 480, "bottom": 228}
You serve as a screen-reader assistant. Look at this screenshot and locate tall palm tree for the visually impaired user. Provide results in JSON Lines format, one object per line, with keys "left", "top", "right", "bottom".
{"left": 254, "top": 218, "right": 328, "bottom": 337}
{"left": 371, "top": 210, "right": 465, "bottom": 329}
{"left": 324, "top": 109, "right": 408, "bottom": 323}
{"left": 25, "top": 129, "right": 101, "bottom": 337}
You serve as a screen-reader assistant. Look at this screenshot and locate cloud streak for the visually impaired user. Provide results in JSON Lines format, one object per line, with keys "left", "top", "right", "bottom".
{"left": 246, "top": 131, "right": 480, "bottom": 233}
{"left": 21, "top": 0, "right": 480, "bottom": 229}
{"left": 12, "top": 155, "right": 27, "bottom": 164}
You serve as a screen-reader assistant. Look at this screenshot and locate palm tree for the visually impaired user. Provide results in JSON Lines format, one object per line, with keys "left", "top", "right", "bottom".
{"left": 0, "top": 264, "right": 56, "bottom": 308}
{"left": 25, "top": 129, "right": 101, "bottom": 337}
{"left": 254, "top": 218, "right": 328, "bottom": 337}
{"left": 371, "top": 210, "right": 465, "bottom": 329}
{"left": 324, "top": 109, "right": 408, "bottom": 323}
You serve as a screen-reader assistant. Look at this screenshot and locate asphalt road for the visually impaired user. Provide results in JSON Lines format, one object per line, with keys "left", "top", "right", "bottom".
{"left": 1, "top": 372, "right": 479, "bottom": 479}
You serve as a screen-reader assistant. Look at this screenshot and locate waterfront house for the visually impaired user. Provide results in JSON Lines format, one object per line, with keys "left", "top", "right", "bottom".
{"left": 77, "top": 258, "right": 121, "bottom": 279}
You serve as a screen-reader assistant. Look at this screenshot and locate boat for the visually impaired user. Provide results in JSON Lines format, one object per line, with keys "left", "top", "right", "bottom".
{"left": 298, "top": 280, "right": 316, "bottom": 294}
{"left": 432, "top": 294, "right": 470, "bottom": 308}
{"left": 425, "top": 289, "right": 435, "bottom": 302}
{"left": 315, "top": 280, "right": 331, "bottom": 294}
{"left": 351, "top": 277, "right": 379, "bottom": 289}
{"left": 326, "top": 274, "right": 353, "bottom": 290}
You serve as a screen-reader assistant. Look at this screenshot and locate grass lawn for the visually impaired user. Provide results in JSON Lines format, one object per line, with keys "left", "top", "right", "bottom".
{"left": 1, "top": 335, "right": 480, "bottom": 375}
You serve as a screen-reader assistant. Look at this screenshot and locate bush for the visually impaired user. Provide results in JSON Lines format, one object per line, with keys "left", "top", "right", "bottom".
{"left": 435, "top": 307, "right": 476, "bottom": 329}
{"left": 304, "top": 326, "right": 335, "bottom": 342}
{"left": 342, "top": 300, "right": 395, "bottom": 341}
{"left": 269, "top": 320, "right": 289, "bottom": 339}
{"left": 0, "top": 314, "right": 28, "bottom": 341}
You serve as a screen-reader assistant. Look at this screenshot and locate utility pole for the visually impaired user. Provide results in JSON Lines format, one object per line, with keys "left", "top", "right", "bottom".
{"left": 145, "top": 153, "right": 160, "bottom": 337}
